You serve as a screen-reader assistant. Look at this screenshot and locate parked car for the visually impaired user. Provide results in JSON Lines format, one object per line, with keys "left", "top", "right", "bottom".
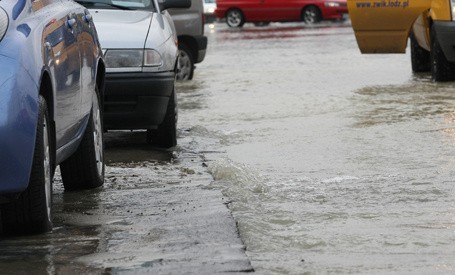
{"left": 215, "top": 0, "right": 348, "bottom": 27}
{"left": 77, "top": 0, "right": 190, "bottom": 147}
{"left": 348, "top": 0, "right": 455, "bottom": 82}
{"left": 0, "top": 0, "right": 105, "bottom": 235}
{"left": 170, "top": 0, "right": 208, "bottom": 80}
{"left": 203, "top": 0, "right": 217, "bottom": 22}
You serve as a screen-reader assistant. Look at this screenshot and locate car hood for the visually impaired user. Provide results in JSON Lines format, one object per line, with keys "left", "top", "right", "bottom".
{"left": 90, "top": 9, "right": 152, "bottom": 49}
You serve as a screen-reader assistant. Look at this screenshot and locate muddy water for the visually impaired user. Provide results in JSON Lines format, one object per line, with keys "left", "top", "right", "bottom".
{"left": 177, "top": 22, "right": 455, "bottom": 273}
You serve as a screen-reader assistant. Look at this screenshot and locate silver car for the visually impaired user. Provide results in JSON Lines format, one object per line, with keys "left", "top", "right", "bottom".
{"left": 76, "top": 0, "right": 190, "bottom": 148}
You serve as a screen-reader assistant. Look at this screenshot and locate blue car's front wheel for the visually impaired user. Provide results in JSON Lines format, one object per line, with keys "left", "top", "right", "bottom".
{"left": 1, "top": 96, "right": 53, "bottom": 235}
{"left": 60, "top": 88, "right": 105, "bottom": 191}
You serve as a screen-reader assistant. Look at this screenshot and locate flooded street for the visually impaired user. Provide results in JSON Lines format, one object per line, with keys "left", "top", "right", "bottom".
{"left": 2, "top": 21, "right": 455, "bottom": 274}
{"left": 178, "top": 22, "right": 455, "bottom": 273}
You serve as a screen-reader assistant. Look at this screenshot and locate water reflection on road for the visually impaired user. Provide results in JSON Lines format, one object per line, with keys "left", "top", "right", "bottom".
{"left": 178, "top": 22, "right": 455, "bottom": 273}
{"left": 2, "top": 21, "right": 455, "bottom": 274}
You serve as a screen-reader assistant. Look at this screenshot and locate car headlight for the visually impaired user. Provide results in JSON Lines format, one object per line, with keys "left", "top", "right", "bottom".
{"left": 0, "top": 7, "right": 8, "bottom": 42}
{"left": 452, "top": 0, "right": 455, "bottom": 20}
{"left": 104, "top": 49, "right": 163, "bottom": 69}
{"left": 143, "top": 49, "right": 163, "bottom": 67}
{"left": 325, "top": 1, "right": 341, "bottom": 7}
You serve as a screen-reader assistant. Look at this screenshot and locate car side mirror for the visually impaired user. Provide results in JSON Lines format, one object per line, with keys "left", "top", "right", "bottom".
{"left": 158, "top": 0, "right": 191, "bottom": 11}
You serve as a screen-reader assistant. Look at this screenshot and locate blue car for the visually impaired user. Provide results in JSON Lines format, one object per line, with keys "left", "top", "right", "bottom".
{"left": 0, "top": 0, "right": 105, "bottom": 234}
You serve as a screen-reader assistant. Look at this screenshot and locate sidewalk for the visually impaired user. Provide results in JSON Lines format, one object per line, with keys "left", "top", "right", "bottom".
{"left": 74, "top": 132, "right": 254, "bottom": 273}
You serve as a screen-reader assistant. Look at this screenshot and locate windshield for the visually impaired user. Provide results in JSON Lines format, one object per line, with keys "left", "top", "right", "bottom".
{"left": 76, "top": 0, "right": 156, "bottom": 11}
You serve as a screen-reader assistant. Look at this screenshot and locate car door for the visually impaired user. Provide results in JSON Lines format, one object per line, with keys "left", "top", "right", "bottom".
{"left": 260, "top": 0, "right": 299, "bottom": 21}
{"left": 240, "top": 0, "right": 267, "bottom": 21}
{"left": 75, "top": 7, "right": 98, "bottom": 119}
{"left": 48, "top": 4, "right": 82, "bottom": 148}
{"left": 347, "top": 0, "right": 431, "bottom": 53}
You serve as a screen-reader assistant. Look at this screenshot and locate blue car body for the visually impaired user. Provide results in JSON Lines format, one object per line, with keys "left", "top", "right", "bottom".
{"left": 0, "top": 0, "right": 104, "bottom": 195}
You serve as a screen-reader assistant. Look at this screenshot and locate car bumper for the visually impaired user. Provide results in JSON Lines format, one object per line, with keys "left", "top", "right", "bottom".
{"left": 0, "top": 56, "right": 38, "bottom": 194}
{"left": 433, "top": 21, "right": 455, "bottom": 62}
{"left": 321, "top": 6, "right": 348, "bottom": 20}
{"left": 195, "top": 35, "right": 208, "bottom": 64}
{"left": 103, "top": 71, "right": 175, "bottom": 130}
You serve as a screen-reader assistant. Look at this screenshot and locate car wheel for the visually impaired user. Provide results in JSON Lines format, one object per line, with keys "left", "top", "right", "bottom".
{"left": 146, "top": 88, "right": 177, "bottom": 148}
{"left": 410, "top": 32, "right": 430, "bottom": 73}
{"left": 60, "top": 88, "right": 104, "bottom": 191}
{"left": 226, "top": 9, "right": 244, "bottom": 28}
{"left": 430, "top": 26, "right": 455, "bottom": 81}
{"left": 176, "top": 44, "right": 194, "bottom": 81}
{"left": 1, "top": 96, "right": 53, "bottom": 235}
{"left": 302, "top": 6, "right": 322, "bottom": 24}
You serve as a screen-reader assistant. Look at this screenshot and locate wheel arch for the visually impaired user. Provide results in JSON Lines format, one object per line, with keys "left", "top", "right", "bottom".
{"left": 177, "top": 35, "right": 197, "bottom": 63}
{"left": 38, "top": 70, "right": 56, "bottom": 170}
{"left": 96, "top": 59, "right": 106, "bottom": 106}
{"left": 301, "top": 4, "right": 321, "bottom": 15}
{"left": 226, "top": 7, "right": 245, "bottom": 19}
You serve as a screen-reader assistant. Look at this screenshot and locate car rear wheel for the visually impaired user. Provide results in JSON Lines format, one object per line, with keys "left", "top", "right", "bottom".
{"left": 146, "top": 88, "right": 177, "bottom": 148}
{"left": 430, "top": 26, "right": 455, "bottom": 81}
{"left": 226, "top": 9, "right": 244, "bottom": 28}
{"left": 302, "top": 6, "right": 322, "bottom": 24}
{"left": 176, "top": 44, "right": 194, "bottom": 81}
{"left": 60, "top": 88, "right": 104, "bottom": 191}
{"left": 410, "top": 32, "right": 430, "bottom": 73}
{"left": 1, "top": 96, "right": 53, "bottom": 235}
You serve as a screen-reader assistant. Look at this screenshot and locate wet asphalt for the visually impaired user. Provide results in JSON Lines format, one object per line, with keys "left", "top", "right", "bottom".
{"left": 0, "top": 131, "right": 253, "bottom": 273}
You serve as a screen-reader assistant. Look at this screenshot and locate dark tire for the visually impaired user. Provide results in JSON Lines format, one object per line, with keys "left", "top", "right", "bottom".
{"left": 226, "top": 9, "right": 244, "bottom": 28}
{"left": 431, "top": 26, "right": 455, "bottom": 81}
{"left": 1, "top": 96, "right": 53, "bottom": 235}
{"left": 176, "top": 43, "right": 194, "bottom": 81}
{"left": 60, "top": 88, "right": 104, "bottom": 191}
{"left": 410, "top": 32, "right": 430, "bottom": 72}
{"left": 146, "top": 89, "right": 177, "bottom": 148}
{"left": 302, "top": 6, "right": 322, "bottom": 24}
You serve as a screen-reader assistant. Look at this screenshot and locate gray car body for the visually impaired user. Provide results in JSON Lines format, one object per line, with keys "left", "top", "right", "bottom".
{"left": 169, "top": 0, "right": 207, "bottom": 79}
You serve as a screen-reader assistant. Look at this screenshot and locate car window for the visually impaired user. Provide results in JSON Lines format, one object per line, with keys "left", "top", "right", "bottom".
{"left": 31, "top": 0, "right": 55, "bottom": 11}
{"left": 112, "top": 0, "right": 152, "bottom": 8}
{"left": 76, "top": 0, "right": 155, "bottom": 10}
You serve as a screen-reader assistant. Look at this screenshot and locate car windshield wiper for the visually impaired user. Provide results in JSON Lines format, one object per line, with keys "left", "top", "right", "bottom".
{"left": 75, "top": 0, "right": 135, "bottom": 10}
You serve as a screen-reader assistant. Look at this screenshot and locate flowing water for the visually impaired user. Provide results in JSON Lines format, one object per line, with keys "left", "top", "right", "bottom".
{"left": 177, "top": 22, "right": 455, "bottom": 273}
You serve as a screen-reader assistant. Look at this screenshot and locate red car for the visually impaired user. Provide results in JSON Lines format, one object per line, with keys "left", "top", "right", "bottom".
{"left": 215, "top": 0, "right": 348, "bottom": 27}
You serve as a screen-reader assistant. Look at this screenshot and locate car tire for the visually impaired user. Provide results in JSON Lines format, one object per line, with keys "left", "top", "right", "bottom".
{"left": 1, "top": 96, "right": 53, "bottom": 235}
{"left": 146, "top": 88, "right": 177, "bottom": 148}
{"left": 410, "top": 32, "right": 430, "bottom": 72}
{"left": 176, "top": 43, "right": 194, "bottom": 81}
{"left": 60, "top": 88, "right": 104, "bottom": 191}
{"left": 226, "top": 9, "right": 245, "bottom": 28}
{"left": 431, "top": 26, "right": 455, "bottom": 82}
{"left": 302, "top": 6, "right": 322, "bottom": 24}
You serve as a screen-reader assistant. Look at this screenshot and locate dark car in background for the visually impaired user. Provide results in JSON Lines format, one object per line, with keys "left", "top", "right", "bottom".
{"left": 0, "top": 0, "right": 105, "bottom": 235}
{"left": 215, "top": 0, "right": 348, "bottom": 27}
